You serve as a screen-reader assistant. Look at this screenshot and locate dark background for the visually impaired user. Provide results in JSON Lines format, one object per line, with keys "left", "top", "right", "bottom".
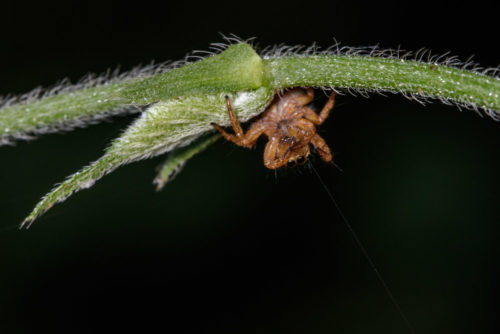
{"left": 0, "top": 1, "right": 498, "bottom": 333}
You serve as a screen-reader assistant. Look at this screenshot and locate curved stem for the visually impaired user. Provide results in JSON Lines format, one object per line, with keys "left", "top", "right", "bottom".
{"left": 0, "top": 43, "right": 263, "bottom": 144}
{"left": 263, "top": 55, "right": 500, "bottom": 116}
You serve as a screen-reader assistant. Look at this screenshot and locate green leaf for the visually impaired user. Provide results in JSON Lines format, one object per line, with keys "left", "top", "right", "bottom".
{"left": 22, "top": 88, "right": 273, "bottom": 226}
{"left": 153, "top": 133, "right": 220, "bottom": 191}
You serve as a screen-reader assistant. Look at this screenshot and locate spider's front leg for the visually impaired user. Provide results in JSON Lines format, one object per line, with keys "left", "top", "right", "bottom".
{"left": 311, "top": 134, "right": 333, "bottom": 163}
{"left": 303, "top": 90, "right": 336, "bottom": 125}
{"left": 211, "top": 96, "right": 266, "bottom": 148}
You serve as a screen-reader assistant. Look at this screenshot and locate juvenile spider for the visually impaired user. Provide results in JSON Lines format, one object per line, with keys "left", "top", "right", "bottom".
{"left": 211, "top": 88, "right": 336, "bottom": 169}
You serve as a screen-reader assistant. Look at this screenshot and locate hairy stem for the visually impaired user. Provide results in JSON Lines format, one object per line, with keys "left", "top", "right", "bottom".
{"left": 0, "top": 43, "right": 263, "bottom": 144}
{"left": 263, "top": 55, "right": 500, "bottom": 116}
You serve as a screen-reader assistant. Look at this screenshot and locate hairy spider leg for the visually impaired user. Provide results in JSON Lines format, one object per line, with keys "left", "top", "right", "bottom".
{"left": 290, "top": 87, "right": 315, "bottom": 106}
{"left": 311, "top": 134, "right": 333, "bottom": 163}
{"left": 263, "top": 137, "right": 287, "bottom": 170}
{"left": 224, "top": 95, "right": 244, "bottom": 137}
{"left": 302, "top": 91, "right": 336, "bottom": 125}
{"left": 211, "top": 96, "right": 267, "bottom": 148}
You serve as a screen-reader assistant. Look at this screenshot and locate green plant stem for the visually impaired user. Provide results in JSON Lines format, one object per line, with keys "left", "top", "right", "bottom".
{"left": 0, "top": 43, "right": 263, "bottom": 142}
{"left": 2, "top": 43, "right": 499, "bottom": 145}
{"left": 263, "top": 55, "right": 500, "bottom": 113}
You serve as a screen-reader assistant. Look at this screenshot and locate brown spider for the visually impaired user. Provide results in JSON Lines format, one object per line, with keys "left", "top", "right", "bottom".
{"left": 211, "top": 88, "right": 336, "bottom": 169}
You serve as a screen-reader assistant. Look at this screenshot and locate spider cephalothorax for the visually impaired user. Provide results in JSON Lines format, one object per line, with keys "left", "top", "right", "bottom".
{"left": 212, "top": 87, "right": 335, "bottom": 169}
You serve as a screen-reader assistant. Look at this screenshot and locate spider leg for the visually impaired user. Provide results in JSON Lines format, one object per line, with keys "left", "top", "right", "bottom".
{"left": 223, "top": 95, "right": 245, "bottom": 137}
{"left": 263, "top": 138, "right": 286, "bottom": 169}
{"left": 211, "top": 95, "right": 267, "bottom": 148}
{"left": 213, "top": 120, "right": 267, "bottom": 148}
{"left": 311, "top": 133, "right": 333, "bottom": 163}
{"left": 300, "top": 87, "right": 315, "bottom": 105}
{"left": 288, "top": 87, "right": 315, "bottom": 107}
{"left": 303, "top": 90, "right": 336, "bottom": 125}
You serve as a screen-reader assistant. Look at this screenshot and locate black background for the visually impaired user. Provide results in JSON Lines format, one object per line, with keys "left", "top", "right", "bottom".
{"left": 0, "top": 1, "right": 498, "bottom": 333}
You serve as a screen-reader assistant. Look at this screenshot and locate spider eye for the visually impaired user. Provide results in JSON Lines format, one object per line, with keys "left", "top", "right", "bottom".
{"left": 296, "top": 156, "right": 306, "bottom": 165}
{"left": 287, "top": 159, "right": 296, "bottom": 168}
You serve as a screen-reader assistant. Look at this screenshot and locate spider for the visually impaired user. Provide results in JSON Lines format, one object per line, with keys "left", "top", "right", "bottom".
{"left": 211, "top": 88, "right": 336, "bottom": 169}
